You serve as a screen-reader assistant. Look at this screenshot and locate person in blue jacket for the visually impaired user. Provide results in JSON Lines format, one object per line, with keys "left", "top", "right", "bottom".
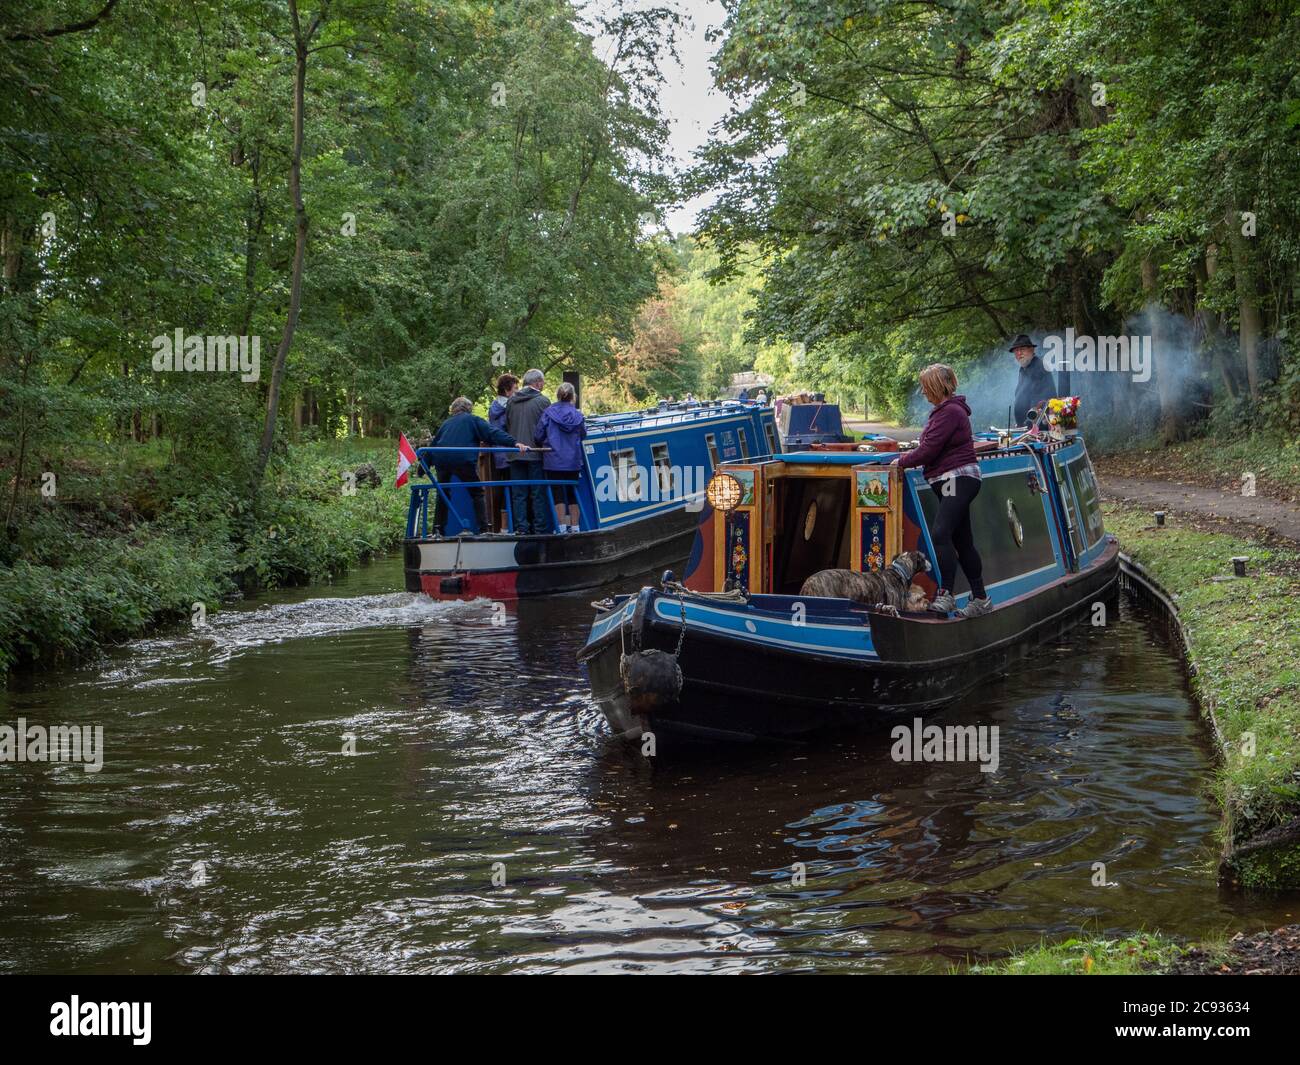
{"left": 533, "top": 382, "right": 587, "bottom": 532}
{"left": 488, "top": 373, "right": 518, "bottom": 478}
{"left": 430, "top": 397, "right": 526, "bottom": 535}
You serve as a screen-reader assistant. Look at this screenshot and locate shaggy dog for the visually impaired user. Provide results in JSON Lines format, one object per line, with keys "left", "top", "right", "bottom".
{"left": 905, "top": 583, "right": 930, "bottom": 613}
{"left": 799, "top": 550, "right": 932, "bottom": 611}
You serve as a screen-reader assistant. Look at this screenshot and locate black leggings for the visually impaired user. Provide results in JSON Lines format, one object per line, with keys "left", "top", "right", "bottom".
{"left": 929, "top": 476, "right": 987, "bottom": 599}
{"left": 545, "top": 469, "right": 579, "bottom": 507}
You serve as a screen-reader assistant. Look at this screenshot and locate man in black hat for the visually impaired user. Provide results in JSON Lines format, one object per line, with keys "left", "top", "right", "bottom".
{"left": 1009, "top": 334, "right": 1055, "bottom": 427}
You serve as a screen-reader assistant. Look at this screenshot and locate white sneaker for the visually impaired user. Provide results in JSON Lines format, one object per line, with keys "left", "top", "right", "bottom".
{"left": 958, "top": 596, "right": 993, "bottom": 619}
{"left": 928, "top": 591, "right": 956, "bottom": 614}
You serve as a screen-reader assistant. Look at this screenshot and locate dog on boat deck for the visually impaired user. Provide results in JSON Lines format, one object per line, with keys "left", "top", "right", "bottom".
{"left": 799, "top": 551, "right": 932, "bottom": 611}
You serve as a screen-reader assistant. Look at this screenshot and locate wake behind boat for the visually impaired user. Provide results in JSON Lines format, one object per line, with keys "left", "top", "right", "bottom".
{"left": 578, "top": 430, "right": 1119, "bottom": 745}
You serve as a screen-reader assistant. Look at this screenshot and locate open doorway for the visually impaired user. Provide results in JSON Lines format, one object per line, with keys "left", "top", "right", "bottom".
{"left": 770, "top": 476, "right": 852, "bottom": 593}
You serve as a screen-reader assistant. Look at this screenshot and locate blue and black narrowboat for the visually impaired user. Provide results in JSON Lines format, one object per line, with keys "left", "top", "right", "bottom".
{"left": 404, "top": 400, "right": 781, "bottom": 599}
{"left": 578, "top": 431, "right": 1119, "bottom": 744}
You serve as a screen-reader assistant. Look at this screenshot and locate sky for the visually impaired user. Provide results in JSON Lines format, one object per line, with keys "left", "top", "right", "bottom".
{"left": 589, "top": 0, "right": 732, "bottom": 234}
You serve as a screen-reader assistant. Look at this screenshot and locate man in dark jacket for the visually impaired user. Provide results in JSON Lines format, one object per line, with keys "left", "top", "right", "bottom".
{"left": 430, "top": 397, "right": 525, "bottom": 534}
{"left": 505, "top": 368, "right": 552, "bottom": 533}
{"left": 1009, "top": 334, "right": 1055, "bottom": 426}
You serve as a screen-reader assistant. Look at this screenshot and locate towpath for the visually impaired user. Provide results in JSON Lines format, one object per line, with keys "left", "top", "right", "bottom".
{"left": 844, "top": 418, "right": 921, "bottom": 442}
{"left": 1098, "top": 474, "right": 1300, "bottom": 544}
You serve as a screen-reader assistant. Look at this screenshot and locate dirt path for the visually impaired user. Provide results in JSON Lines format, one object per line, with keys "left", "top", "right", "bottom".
{"left": 1099, "top": 474, "right": 1300, "bottom": 543}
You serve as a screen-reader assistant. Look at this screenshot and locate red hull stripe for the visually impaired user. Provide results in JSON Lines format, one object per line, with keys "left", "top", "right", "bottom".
{"left": 419, "top": 570, "right": 520, "bottom": 601}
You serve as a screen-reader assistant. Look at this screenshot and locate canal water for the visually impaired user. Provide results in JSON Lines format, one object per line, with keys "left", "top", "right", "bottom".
{"left": 0, "top": 557, "right": 1291, "bottom": 973}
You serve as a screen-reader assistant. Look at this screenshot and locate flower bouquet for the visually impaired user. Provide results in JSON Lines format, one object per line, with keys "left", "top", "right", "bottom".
{"left": 1046, "top": 396, "right": 1080, "bottom": 435}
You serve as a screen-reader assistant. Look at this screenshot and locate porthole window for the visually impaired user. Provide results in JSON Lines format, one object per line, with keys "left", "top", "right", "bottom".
{"left": 1007, "top": 499, "right": 1024, "bottom": 546}
{"left": 803, "top": 500, "right": 818, "bottom": 541}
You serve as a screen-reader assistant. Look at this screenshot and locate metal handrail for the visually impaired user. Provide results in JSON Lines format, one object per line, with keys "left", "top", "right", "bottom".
{"left": 408, "top": 449, "right": 587, "bottom": 537}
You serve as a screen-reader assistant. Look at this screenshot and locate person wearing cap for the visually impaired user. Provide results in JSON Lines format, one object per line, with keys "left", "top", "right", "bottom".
{"left": 1009, "top": 334, "right": 1055, "bottom": 427}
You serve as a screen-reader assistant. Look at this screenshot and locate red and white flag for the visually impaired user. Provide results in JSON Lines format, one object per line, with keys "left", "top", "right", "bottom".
{"left": 394, "top": 432, "right": 418, "bottom": 488}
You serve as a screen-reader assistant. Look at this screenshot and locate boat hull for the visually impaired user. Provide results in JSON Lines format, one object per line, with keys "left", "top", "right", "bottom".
{"left": 580, "top": 543, "right": 1121, "bottom": 744}
{"left": 404, "top": 506, "right": 698, "bottom": 600}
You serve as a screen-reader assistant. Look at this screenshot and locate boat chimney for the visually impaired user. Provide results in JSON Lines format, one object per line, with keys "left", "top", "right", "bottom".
{"left": 563, "top": 371, "right": 581, "bottom": 408}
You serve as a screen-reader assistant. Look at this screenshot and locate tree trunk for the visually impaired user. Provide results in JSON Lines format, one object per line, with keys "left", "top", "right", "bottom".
{"left": 1198, "top": 245, "right": 1237, "bottom": 398}
{"left": 252, "top": 0, "right": 325, "bottom": 490}
{"left": 240, "top": 146, "right": 264, "bottom": 338}
{"left": 1224, "top": 206, "right": 1262, "bottom": 400}
{"left": 1141, "top": 254, "right": 1184, "bottom": 442}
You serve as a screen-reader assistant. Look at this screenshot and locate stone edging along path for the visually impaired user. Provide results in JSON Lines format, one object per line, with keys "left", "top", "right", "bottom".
{"left": 1099, "top": 478, "right": 1300, "bottom": 891}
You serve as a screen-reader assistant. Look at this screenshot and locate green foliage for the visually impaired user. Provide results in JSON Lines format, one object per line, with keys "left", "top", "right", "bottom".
{"left": 0, "top": 0, "right": 674, "bottom": 537}
{"left": 693, "top": 0, "right": 1300, "bottom": 428}
{"left": 0, "top": 440, "right": 406, "bottom": 674}
{"left": 0, "top": 1, "right": 678, "bottom": 660}
{"left": 967, "top": 932, "right": 1191, "bottom": 976}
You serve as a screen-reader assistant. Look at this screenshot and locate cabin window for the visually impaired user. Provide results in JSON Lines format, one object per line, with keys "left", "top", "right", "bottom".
{"left": 704, "top": 433, "right": 720, "bottom": 470}
{"left": 916, "top": 463, "right": 1057, "bottom": 593}
{"left": 651, "top": 442, "right": 674, "bottom": 497}
{"left": 610, "top": 448, "right": 644, "bottom": 502}
{"left": 764, "top": 421, "right": 779, "bottom": 457}
{"left": 737, "top": 427, "right": 750, "bottom": 459}
{"left": 1061, "top": 450, "right": 1105, "bottom": 550}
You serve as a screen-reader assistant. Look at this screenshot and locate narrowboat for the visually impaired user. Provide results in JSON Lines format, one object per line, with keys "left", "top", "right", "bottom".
{"left": 779, "top": 399, "right": 854, "bottom": 446}
{"left": 778, "top": 398, "right": 899, "bottom": 455}
{"left": 578, "top": 431, "right": 1119, "bottom": 744}
{"left": 404, "top": 400, "right": 781, "bottom": 599}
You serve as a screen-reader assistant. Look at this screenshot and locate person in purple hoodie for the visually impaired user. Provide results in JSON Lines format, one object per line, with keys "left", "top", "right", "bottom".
{"left": 533, "top": 382, "right": 587, "bottom": 532}
{"left": 891, "top": 364, "right": 991, "bottom": 618}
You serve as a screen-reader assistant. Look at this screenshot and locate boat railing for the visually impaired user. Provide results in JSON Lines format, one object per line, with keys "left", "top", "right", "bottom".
{"left": 407, "top": 447, "right": 593, "bottom": 538}
{"left": 588, "top": 401, "right": 759, "bottom": 433}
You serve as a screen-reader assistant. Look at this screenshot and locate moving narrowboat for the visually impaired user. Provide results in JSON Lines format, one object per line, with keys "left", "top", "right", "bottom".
{"left": 404, "top": 400, "right": 781, "bottom": 599}
{"left": 578, "top": 431, "right": 1119, "bottom": 744}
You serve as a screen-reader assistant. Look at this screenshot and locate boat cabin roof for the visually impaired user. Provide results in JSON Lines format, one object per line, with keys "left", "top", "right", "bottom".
{"left": 725, "top": 450, "right": 894, "bottom": 467}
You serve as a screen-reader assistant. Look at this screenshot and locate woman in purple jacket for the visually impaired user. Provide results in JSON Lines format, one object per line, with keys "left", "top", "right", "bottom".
{"left": 533, "top": 382, "right": 587, "bottom": 533}
{"left": 892, "top": 364, "right": 991, "bottom": 618}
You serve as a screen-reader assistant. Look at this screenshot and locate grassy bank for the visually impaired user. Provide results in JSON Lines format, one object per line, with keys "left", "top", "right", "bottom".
{"left": 0, "top": 439, "right": 407, "bottom": 676}
{"left": 1105, "top": 504, "right": 1300, "bottom": 890}
{"left": 967, "top": 933, "right": 1196, "bottom": 975}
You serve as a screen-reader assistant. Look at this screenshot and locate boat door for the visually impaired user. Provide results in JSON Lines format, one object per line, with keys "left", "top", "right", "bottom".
{"left": 712, "top": 465, "right": 763, "bottom": 593}
{"left": 1049, "top": 441, "right": 1107, "bottom": 570}
{"left": 850, "top": 462, "right": 901, "bottom": 574}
